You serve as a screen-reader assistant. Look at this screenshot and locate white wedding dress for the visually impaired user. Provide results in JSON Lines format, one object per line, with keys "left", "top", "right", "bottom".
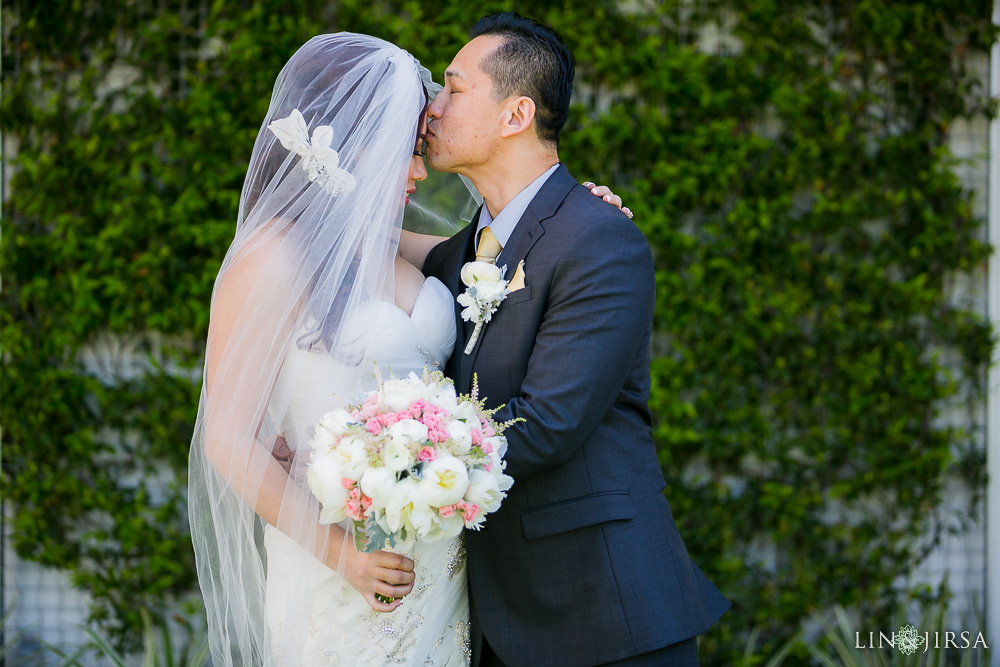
{"left": 263, "top": 276, "right": 469, "bottom": 666}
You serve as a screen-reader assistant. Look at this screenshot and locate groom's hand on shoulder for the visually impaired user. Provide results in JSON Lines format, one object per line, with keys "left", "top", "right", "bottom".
{"left": 584, "top": 181, "right": 633, "bottom": 219}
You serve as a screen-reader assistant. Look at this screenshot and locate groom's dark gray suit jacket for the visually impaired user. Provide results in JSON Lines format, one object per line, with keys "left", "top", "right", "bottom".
{"left": 424, "top": 164, "right": 729, "bottom": 666}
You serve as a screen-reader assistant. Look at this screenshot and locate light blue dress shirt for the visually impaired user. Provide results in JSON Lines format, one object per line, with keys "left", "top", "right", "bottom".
{"left": 475, "top": 163, "right": 561, "bottom": 250}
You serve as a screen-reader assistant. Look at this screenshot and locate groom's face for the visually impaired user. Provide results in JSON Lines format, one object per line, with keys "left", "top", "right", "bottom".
{"left": 425, "top": 36, "right": 506, "bottom": 175}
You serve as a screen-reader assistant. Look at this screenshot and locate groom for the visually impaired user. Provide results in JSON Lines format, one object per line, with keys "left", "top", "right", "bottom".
{"left": 422, "top": 12, "right": 730, "bottom": 667}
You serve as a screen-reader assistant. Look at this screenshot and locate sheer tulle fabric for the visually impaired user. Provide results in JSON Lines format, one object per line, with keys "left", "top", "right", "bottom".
{"left": 187, "top": 34, "right": 464, "bottom": 666}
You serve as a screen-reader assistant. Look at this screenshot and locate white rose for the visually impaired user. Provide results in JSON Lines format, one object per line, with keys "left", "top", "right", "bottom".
{"left": 446, "top": 419, "right": 473, "bottom": 455}
{"left": 334, "top": 435, "right": 369, "bottom": 480}
{"left": 383, "top": 439, "right": 415, "bottom": 472}
{"left": 464, "top": 468, "right": 503, "bottom": 512}
{"left": 306, "top": 455, "right": 349, "bottom": 524}
{"left": 461, "top": 261, "right": 503, "bottom": 286}
{"left": 418, "top": 455, "right": 470, "bottom": 507}
{"left": 359, "top": 467, "right": 396, "bottom": 508}
{"left": 380, "top": 378, "right": 424, "bottom": 412}
{"left": 319, "top": 407, "right": 354, "bottom": 435}
{"left": 475, "top": 280, "right": 508, "bottom": 303}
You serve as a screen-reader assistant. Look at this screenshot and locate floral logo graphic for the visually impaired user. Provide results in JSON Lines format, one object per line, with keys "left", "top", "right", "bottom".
{"left": 896, "top": 625, "right": 926, "bottom": 655}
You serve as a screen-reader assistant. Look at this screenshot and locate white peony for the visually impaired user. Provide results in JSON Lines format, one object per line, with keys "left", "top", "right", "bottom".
{"left": 418, "top": 455, "right": 470, "bottom": 507}
{"left": 333, "top": 435, "right": 369, "bottom": 480}
{"left": 319, "top": 407, "right": 355, "bottom": 435}
{"left": 464, "top": 468, "right": 504, "bottom": 512}
{"left": 359, "top": 467, "right": 396, "bottom": 508}
{"left": 484, "top": 435, "right": 507, "bottom": 458}
{"left": 385, "top": 477, "right": 434, "bottom": 535}
{"left": 430, "top": 382, "right": 459, "bottom": 414}
{"left": 452, "top": 400, "right": 480, "bottom": 424}
{"left": 461, "top": 261, "right": 503, "bottom": 286}
{"left": 446, "top": 419, "right": 474, "bottom": 455}
{"left": 306, "top": 455, "right": 349, "bottom": 524}
{"left": 379, "top": 377, "right": 425, "bottom": 412}
{"left": 387, "top": 419, "right": 429, "bottom": 448}
{"left": 309, "top": 425, "right": 337, "bottom": 454}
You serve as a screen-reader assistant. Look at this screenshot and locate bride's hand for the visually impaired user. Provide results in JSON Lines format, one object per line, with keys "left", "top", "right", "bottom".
{"left": 584, "top": 181, "right": 633, "bottom": 219}
{"left": 341, "top": 545, "right": 416, "bottom": 612}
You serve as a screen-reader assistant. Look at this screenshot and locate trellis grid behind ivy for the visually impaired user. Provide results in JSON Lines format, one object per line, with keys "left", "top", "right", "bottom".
{"left": 1, "top": 0, "right": 996, "bottom": 662}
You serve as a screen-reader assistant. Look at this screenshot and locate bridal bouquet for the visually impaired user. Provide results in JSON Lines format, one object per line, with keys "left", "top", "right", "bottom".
{"left": 306, "top": 369, "right": 515, "bottom": 554}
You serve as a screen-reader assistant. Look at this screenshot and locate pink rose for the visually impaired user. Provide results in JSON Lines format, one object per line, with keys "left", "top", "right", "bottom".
{"left": 438, "top": 504, "right": 457, "bottom": 518}
{"left": 423, "top": 415, "right": 442, "bottom": 431}
{"left": 365, "top": 419, "right": 382, "bottom": 435}
{"left": 483, "top": 423, "right": 496, "bottom": 438}
{"left": 428, "top": 427, "right": 450, "bottom": 444}
{"left": 341, "top": 477, "right": 355, "bottom": 489}
{"left": 349, "top": 486, "right": 361, "bottom": 501}
{"left": 361, "top": 495, "right": 373, "bottom": 510}
{"left": 417, "top": 446, "right": 438, "bottom": 462}
{"left": 378, "top": 412, "right": 402, "bottom": 427}
{"left": 481, "top": 440, "right": 494, "bottom": 455}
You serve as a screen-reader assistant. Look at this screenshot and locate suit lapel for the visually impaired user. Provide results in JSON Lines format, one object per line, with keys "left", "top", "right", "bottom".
{"left": 459, "top": 165, "right": 578, "bottom": 391}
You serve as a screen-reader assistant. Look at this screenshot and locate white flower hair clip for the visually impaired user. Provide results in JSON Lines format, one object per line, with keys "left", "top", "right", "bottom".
{"left": 267, "top": 109, "right": 357, "bottom": 196}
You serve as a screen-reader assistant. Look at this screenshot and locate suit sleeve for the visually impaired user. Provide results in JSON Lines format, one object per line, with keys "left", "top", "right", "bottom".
{"left": 495, "top": 206, "right": 655, "bottom": 480}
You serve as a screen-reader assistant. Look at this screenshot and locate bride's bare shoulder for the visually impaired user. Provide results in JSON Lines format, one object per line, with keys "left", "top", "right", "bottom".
{"left": 215, "top": 218, "right": 295, "bottom": 302}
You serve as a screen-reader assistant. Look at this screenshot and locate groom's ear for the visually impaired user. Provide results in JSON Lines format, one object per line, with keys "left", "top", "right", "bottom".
{"left": 499, "top": 96, "right": 537, "bottom": 139}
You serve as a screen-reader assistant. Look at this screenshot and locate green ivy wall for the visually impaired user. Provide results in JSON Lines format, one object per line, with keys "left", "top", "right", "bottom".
{"left": 1, "top": 1, "right": 995, "bottom": 662}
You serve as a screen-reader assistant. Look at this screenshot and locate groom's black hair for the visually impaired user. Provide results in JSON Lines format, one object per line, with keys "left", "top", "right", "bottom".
{"left": 470, "top": 12, "right": 574, "bottom": 148}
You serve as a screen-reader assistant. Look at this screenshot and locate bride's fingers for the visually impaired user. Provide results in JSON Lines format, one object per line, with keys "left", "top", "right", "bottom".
{"left": 377, "top": 566, "right": 415, "bottom": 586}
{"left": 366, "top": 593, "right": 403, "bottom": 613}
{"left": 375, "top": 578, "right": 414, "bottom": 598}
{"left": 587, "top": 184, "right": 625, "bottom": 210}
{"left": 375, "top": 551, "right": 414, "bottom": 572}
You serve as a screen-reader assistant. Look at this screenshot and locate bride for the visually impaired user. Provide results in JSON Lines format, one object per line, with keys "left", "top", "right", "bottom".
{"left": 188, "top": 33, "right": 624, "bottom": 666}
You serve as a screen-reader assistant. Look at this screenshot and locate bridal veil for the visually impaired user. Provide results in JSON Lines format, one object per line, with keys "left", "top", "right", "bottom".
{"left": 188, "top": 33, "right": 438, "bottom": 665}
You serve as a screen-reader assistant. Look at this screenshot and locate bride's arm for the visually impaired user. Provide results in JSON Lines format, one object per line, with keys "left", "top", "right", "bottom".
{"left": 398, "top": 229, "right": 447, "bottom": 272}
{"left": 201, "top": 237, "right": 414, "bottom": 612}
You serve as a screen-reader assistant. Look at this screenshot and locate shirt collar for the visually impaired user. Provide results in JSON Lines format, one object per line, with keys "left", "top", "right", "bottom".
{"left": 476, "top": 163, "right": 560, "bottom": 249}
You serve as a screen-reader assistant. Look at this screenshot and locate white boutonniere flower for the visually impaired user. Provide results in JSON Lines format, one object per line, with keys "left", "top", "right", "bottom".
{"left": 457, "top": 260, "right": 510, "bottom": 354}
{"left": 267, "top": 109, "right": 357, "bottom": 196}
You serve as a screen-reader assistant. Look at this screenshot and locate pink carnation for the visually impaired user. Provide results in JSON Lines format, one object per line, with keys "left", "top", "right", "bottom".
{"left": 481, "top": 441, "right": 494, "bottom": 455}
{"left": 471, "top": 428, "right": 483, "bottom": 446}
{"left": 365, "top": 419, "right": 382, "bottom": 435}
{"left": 346, "top": 499, "right": 364, "bottom": 521}
{"left": 459, "top": 501, "right": 481, "bottom": 524}
{"left": 483, "top": 423, "right": 496, "bottom": 438}
{"left": 417, "top": 446, "right": 438, "bottom": 462}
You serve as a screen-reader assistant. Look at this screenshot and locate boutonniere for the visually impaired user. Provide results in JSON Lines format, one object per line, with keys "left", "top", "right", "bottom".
{"left": 457, "top": 260, "right": 518, "bottom": 355}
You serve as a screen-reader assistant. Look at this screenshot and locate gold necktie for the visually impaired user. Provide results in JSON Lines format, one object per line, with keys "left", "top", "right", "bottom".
{"left": 476, "top": 226, "right": 503, "bottom": 264}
